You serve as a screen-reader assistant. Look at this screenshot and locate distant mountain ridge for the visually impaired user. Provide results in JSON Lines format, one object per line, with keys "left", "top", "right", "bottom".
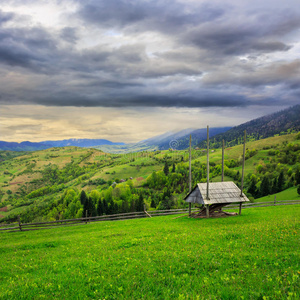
{"left": 0, "top": 139, "right": 124, "bottom": 152}
{"left": 40, "top": 139, "right": 125, "bottom": 148}
{"left": 2, "top": 105, "right": 299, "bottom": 152}
{"left": 198, "top": 104, "right": 300, "bottom": 148}
{"left": 0, "top": 141, "right": 52, "bottom": 152}
{"left": 142, "top": 127, "right": 232, "bottom": 150}
{"left": 95, "top": 127, "right": 232, "bottom": 153}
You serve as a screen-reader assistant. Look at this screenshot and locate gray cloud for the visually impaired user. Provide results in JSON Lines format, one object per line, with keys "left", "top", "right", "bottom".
{"left": 182, "top": 11, "right": 299, "bottom": 56}
{"left": 0, "top": 10, "right": 15, "bottom": 24}
{"left": 79, "top": 0, "right": 225, "bottom": 33}
{"left": 60, "top": 27, "right": 78, "bottom": 43}
{"left": 0, "top": 0, "right": 299, "bottom": 112}
{"left": 0, "top": 27, "right": 58, "bottom": 72}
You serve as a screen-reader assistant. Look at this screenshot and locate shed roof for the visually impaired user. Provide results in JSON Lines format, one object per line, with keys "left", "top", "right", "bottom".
{"left": 184, "top": 181, "right": 249, "bottom": 205}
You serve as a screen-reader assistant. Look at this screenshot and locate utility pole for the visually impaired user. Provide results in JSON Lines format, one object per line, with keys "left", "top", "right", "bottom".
{"left": 206, "top": 126, "right": 210, "bottom": 200}
{"left": 222, "top": 139, "right": 224, "bottom": 182}
{"left": 189, "top": 134, "right": 192, "bottom": 216}
{"left": 240, "top": 130, "right": 246, "bottom": 197}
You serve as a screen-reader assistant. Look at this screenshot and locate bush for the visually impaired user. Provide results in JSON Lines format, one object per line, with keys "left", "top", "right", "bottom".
{"left": 297, "top": 185, "right": 300, "bottom": 196}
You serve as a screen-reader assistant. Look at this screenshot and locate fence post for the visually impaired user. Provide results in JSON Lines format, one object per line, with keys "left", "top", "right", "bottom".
{"left": 85, "top": 210, "right": 88, "bottom": 224}
{"left": 144, "top": 204, "right": 152, "bottom": 218}
{"left": 274, "top": 195, "right": 276, "bottom": 205}
{"left": 18, "top": 215, "right": 22, "bottom": 231}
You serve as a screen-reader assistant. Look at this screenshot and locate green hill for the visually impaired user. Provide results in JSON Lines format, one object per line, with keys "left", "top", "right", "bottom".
{"left": 0, "top": 132, "right": 299, "bottom": 223}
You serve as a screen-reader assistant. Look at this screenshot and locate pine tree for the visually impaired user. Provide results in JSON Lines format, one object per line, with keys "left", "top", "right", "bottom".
{"left": 172, "top": 163, "right": 176, "bottom": 173}
{"left": 97, "top": 199, "right": 104, "bottom": 216}
{"left": 271, "top": 177, "right": 278, "bottom": 194}
{"left": 107, "top": 200, "right": 114, "bottom": 215}
{"left": 102, "top": 199, "right": 108, "bottom": 215}
{"left": 161, "top": 196, "right": 170, "bottom": 210}
{"left": 277, "top": 171, "right": 285, "bottom": 192}
{"left": 295, "top": 169, "right": 300, "bottom": 185}
{"left": 80, "top": 190, "right": 87, "bottom": 206}
{"left": 247, "top": 178, "right": 257, "bottom": 198}
{"left": 130, "top": 199, "right": 136, "bottom": 212}
{"left": 260, "top": 176, "right": 270, "bottom": 197}
{"left": 150, "top": 198, "right": 156, "bottom": 208}
{"left": 121, "top": 199, "right": 129, "bottom": 213}
{"left": 136, "top": 194, "right": 144, "bottom": 211}
{"left": 163, "top": 161, "right": 169, "bottom": 176}
{"left": 82, "top": 196, "right": 89, "bottom": 218}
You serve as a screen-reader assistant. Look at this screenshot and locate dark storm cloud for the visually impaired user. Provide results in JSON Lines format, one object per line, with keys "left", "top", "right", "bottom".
{"left": 1, "top": 84, "right": 260, "bottom": 108}
{"left": 183, "top": 12, "right": 299, "bottom": 56}
{"left": 79, "top": 0, "right": 224, "bottom": 33}
{"left": 0, "top": 0, "right": 299, "bottom": 110}
{"left": 0, "top": 10, "right": 15, "bottom": 24}
{"left": 202, "top": 59, "right": 300, "bottom": 88}
{"left": 0, "top": 26, "right": 57, "bottom": 71}
{"left": 60, "top": 27, "right": 78, "bottom": 43}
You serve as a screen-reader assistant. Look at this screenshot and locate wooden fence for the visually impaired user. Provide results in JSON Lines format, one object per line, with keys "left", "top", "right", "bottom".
{"left": 0, "top": 199, "right": 299, "bottom": 233}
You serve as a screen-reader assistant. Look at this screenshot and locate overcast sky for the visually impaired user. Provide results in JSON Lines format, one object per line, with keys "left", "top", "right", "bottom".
{"left": 1, "top": 0, "right": 299, "bottom": 143}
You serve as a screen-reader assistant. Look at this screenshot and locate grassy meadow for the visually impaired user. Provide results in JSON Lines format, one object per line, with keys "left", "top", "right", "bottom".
{"left": 257, "top": 187, "right": 300, "bottom": 202}
{"left": 0, "top": 205, "right": 299, "bottom": 299}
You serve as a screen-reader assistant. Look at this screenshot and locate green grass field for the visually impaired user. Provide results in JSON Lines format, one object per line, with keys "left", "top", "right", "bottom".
{"left": 0, "top": 205, "right": 299, "bottom": 299}
{"left": 256, "top": 187, "right": 300, "bottom": 202}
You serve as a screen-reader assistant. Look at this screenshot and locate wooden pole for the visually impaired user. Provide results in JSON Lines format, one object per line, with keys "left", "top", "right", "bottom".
{"left": 240, "top": 130, "right": 246, "bottom": 197}
{"left": 189, "top": 134, "right": 192, "bottom": 192}
{"left": 222, "top": 139, "right": 224, "bottom": 182}
{"left": 206, "top": 126, "right": 210, "bottom": 200}
{"left": 85, "top": 210, "right": 88, "bottom": 224}
{"left": 18, "top": 215, "right": 22, "bottom": 231}
{"left": 239, "top": 202, "right": 242, "bottom": 215}
{"left": 274, "top": 195, "right": 276, "bottom": 205}
{"left": 189, "top": 134, "right": 192, "bottom": 216}
{"left": 206, "top": 205, "right": 209, "bottom": 218}
{"left": 144, "top": 205, "right": 152, "bottom": 218}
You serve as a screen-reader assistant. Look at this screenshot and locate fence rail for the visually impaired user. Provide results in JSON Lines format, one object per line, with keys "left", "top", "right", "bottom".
{"left": 0, "top": 200, "right": 299, "bottom": 233}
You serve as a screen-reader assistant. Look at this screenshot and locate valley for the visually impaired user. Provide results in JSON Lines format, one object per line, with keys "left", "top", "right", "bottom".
{"left": 1, "top": 131, "right": 299, "bottom": 223}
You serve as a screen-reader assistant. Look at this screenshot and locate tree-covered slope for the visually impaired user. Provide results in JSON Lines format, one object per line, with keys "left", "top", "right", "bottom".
{"left": 198, "top": 104, "right": 300, "bottom": 148}
{"left": 0, "top": 132, "right": 299, "bottom": 223}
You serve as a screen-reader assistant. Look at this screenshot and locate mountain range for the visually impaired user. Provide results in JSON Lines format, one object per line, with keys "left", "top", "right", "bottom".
{"left": 0, "top": 139, "right": 124, "bottom": 152}
{"left": 1, "top": 104, "right": 299, "bottom": 152}
{"left": 197, "top": 104, "right": 300, "bottom": 148}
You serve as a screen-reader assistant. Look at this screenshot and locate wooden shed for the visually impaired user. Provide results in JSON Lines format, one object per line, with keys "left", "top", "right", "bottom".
{"left": 184, "top": 181, "right": 249, "bottom": 218}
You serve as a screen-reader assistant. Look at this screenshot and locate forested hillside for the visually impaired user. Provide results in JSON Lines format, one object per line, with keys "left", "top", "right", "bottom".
{"left": 0, "top": 132, "right": 299, "bottom": 223}
{"left": 198, "top": 105, "right": 300, "bottom": 148}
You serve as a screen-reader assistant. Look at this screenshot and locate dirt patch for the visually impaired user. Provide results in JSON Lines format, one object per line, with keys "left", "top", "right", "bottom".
{"left": 136, "top": 177, "right": 144, "bottom": 181}
{"left": 0, "top": 215, "right": 4, "bottom": 218}
{"left": 9, "top": 182, "right": 23, "bottom": 185}
{"left": 0, "top": 206, "right": 8, "bottom": 212}
{"left": 190, "top": 210, "right": 237, "bottom": 218}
